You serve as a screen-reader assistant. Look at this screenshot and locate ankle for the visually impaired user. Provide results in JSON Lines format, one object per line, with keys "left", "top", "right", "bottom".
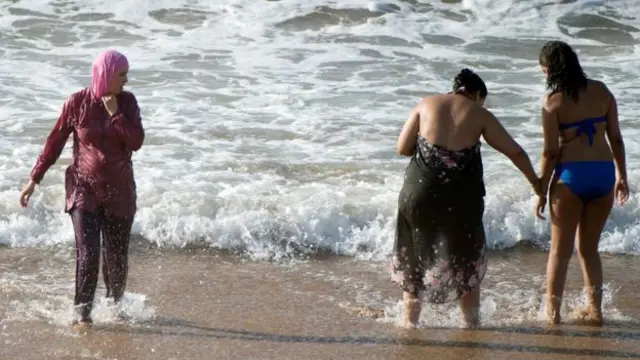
{"left": 584, "top": 286, "right": 603, "bottom": 303}
{"left": 72, "top": 317, "right": 93, "bottom": 325}
{"left": 403, "top": 297, "right": 421, "bottom": 328}
{"left": 546, "top": 294, "right": 562, "bottom": 324}
{"left": 462, "top": 307, "right": 480, "bottom": 328}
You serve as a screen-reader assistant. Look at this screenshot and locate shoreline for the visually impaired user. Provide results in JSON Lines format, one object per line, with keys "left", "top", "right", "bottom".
{"left": 2, "top": 235, "right": 638, "bottom": 259}
{"left": 2, "top": 245, "right": 640, "bottom": 360}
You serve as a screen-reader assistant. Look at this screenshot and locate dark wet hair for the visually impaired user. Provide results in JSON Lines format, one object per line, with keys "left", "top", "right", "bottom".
{"left": 539, "top": 41, "right": 588, "bottom": 101}
{"left": 452, "top": 68, "right": 488, "bottom": 99}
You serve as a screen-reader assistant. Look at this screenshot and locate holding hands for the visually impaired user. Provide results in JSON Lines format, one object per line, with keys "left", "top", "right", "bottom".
{"left": 533, "top": 178, "right": 547, "bottom": 220}
{"left": 533, "top": 176, "right": 630, "bottom": 221}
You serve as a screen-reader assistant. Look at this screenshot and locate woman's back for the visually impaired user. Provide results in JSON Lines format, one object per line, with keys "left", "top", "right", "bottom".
{"left": 392, "top": 67, "right": 540, "bottom": 328}
{"left": 536, "top": 39, "right": 629, "bottom": 327}
{"left": 418, "top": 93, "right": 487, "bottom": 151}
{"left": 552, "top": 79, "right": 614, "bottom": 163}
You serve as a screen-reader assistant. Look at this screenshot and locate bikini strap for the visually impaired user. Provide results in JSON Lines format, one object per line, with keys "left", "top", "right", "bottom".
{"left": 558, "top": 116, "right": 606, "bottom": 146}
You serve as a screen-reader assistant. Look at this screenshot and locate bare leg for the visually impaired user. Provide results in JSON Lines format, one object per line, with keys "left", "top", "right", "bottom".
{"left": 575, "top": 191, "right": 613, "bottom": 326}
{"left": 403, "top": 291, "right": 421, "bottom": 328}
{"left": 460, "top": 286, "right": 480, "bottom": 328}
{"left": 546, "top": 183, "right": 582, "bottom": 324}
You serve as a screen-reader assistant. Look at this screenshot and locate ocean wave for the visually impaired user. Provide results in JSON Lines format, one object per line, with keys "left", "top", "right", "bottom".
{"left": 0, "top": 0, "right": 639, "bottom": 260}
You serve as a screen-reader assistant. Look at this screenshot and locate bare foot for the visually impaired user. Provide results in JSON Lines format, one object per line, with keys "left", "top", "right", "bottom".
{"left": 460, "top": 287, "right": 481, "bottom": 329}
{"left": 578, "top": 286, "right": 603, "bottom": 326}
{"left": 546, "top": 295, "right": 562, "bottom": 325}
{"left": 463, "top": 321, "right": 480, "bottom": 329}
{"left": 339, "top": 303, "right": 386, "bottom": 319}
{"left": 546, "top": 311, "right": 561, "bottom": 325}
{"left": 403, "top": 297, "right": 421, "bottom": 328}
{"left": 462, "top": 309, "right": 480, "bottom": 329}
{"left": 572, "top": 305, "right": 603, "bottom": 327}
{"left": 70, "top": 320, "right": 92, "bottom": 333}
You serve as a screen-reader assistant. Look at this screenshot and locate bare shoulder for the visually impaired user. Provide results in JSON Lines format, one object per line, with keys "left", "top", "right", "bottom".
{"left": 475, "top": 104, "right": 498, "bottom": 128}
{"left": 588, "top": 78, "right": 608, "bottom": 91}
{"left": 588, "top": 79, "right": 614, "bottom": 99}
{"left": 412, "top": 94, "right": 440, "bottom": 114}
{"left": 420, "top": 93, "right": 445, "bottom": 106}
{"left": 542, "top": 92, "right": 563, "bottom": 113}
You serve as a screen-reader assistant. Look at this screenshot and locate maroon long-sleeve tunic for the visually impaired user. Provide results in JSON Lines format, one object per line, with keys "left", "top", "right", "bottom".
{"left": 30, "top": 88, "right": 144, "bottom": 220}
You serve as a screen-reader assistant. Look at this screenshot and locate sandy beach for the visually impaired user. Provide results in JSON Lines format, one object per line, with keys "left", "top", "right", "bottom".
{"left": 2, "top": 243, "right": 639, "bottom": 360}
{"left": 1, "top": 1, "right": 639, "bottom": 359}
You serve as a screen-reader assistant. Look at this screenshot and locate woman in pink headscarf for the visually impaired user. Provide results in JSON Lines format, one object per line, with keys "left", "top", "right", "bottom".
{"left": 19, "top": 49, "right": 144, "bottom": 329}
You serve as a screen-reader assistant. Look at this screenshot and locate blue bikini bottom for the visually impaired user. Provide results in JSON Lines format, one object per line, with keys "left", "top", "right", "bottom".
{"left": 555, "top": 161, "right": 615, "bottom": 201}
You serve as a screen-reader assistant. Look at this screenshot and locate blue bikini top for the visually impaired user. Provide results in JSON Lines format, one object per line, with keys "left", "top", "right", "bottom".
{"left": 558, "top": 116, "right": 606, "bottom": 146}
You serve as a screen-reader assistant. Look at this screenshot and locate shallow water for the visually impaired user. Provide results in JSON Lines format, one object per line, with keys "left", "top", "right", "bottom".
{"left": 1, "top": 0, "right": 639, "bottom": 358}
{"left": 1, "top": 246, "right": 640, "bottom": 359}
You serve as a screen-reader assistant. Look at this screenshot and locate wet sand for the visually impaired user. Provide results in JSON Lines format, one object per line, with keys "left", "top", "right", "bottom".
{"left": 1, "top": 245, "right": 640, "bottom": 360}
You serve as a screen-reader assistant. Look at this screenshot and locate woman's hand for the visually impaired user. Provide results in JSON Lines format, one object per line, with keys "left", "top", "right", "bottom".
{"left": 533, "top": 178, "right": 545, "bottom": 197}
{"left": 535, "top": 195, "right": 547, "bottom": 220}
{"left": 19, "top": 180, "right": 37, "bottom": 208}
{"left": 615, "top": 178, "right": 629, "bottom": 205}
{"left": 101, "top": 95, "right": 118, "bottom": 116}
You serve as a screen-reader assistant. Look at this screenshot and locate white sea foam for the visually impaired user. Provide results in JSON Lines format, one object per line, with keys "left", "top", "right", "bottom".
{"left": 0, "top": 0, "right": 638, "bottom": 260}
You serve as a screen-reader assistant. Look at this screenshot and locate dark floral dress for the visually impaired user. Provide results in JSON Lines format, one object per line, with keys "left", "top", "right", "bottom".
{"left": 390, "top": 135, "right": 488, "bottom": 303}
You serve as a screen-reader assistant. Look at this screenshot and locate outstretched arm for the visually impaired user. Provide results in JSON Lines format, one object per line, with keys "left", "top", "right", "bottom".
{"left": 482, "top": 112, "right": 539, "bottom": 192}
{"left": 30, "top": 97, "right": 75, "bottom": 184}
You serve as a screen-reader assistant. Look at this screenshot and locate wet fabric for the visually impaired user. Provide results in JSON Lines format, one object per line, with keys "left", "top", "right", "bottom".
{"left": 390, "top": 135, "right": 488, "bottom": 304}
{"left": 556, "top": 161, "right": 615, "bottom": 201}
{"left": 558, "top": 115, "right": 606, "bottom": 147}
{"left": 30, "top": 88, "right": 144, "bottom": 219}
{"left": 71, "top": 208, "right": 133, "bottom": 322}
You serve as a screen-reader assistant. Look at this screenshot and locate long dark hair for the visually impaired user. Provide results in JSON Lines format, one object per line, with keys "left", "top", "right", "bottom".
{"left": 539, "top": 41, "right": 588, "bottom": 101}
{"left": 452, "top": 68, "right": 487, "bottom": 99}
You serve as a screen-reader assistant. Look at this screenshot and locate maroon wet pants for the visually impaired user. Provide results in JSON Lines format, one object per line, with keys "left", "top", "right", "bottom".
{"left": 71, "top": 208, "right": 133, "bottom": 322}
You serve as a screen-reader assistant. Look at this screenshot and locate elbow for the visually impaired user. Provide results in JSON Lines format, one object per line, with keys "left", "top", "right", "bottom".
{"left": 610, "top": 135, "right": 625, "bottom": 149}
{"left": 507, "top": 146, "right": 527, "bottom": 161}
{"left": 396, "top": 138, "right": 416, "bottom": 157}
{"left": 397, "top": 145, "right": 414, "bottom": 157}
{"left": 130, "top": 140, "right": 143, "bottom": 151}
{"left": 130, "top": 132, "right": 145, "bottom": 151}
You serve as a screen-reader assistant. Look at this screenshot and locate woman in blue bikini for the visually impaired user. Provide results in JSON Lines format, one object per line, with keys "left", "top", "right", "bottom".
{"left": 535, "top": 41, "right": 629, "bottom": 326}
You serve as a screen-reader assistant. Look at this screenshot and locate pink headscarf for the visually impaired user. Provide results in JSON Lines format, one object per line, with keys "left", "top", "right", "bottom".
{"left": 90, "top": 49, "right": 129, "bottom": 99}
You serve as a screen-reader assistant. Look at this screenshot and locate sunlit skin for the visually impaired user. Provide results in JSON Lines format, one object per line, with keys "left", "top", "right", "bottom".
{"left": 101, "top": 68, "right": 128, "bottom": 118}
{"left": 537, "top": 57, "right": 627, "bottom": 326}
{"left": 109, "top": 69, "right": 128, "bottom": 95}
